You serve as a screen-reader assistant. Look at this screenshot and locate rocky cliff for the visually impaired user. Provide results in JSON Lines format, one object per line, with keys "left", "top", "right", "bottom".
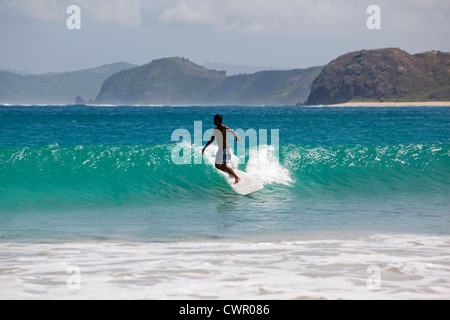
{"left": 306, "top": 48, "right": 450, "bottom": 105}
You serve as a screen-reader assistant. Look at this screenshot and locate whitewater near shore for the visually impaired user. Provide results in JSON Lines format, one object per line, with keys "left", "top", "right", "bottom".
{"left": 1, "top": 232, "right": 449, "bottom": 300}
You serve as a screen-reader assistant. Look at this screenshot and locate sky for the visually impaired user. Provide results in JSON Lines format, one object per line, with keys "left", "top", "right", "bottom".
{"left": 0, "top": 0, "right": 449, "bottom": 74}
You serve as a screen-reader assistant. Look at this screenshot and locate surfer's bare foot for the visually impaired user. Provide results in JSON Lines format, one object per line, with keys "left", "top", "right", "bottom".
{"left": 235, "top": 177, "right": 241, "bottom": 184}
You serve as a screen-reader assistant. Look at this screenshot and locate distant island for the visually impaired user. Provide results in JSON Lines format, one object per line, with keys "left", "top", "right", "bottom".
{"left": 306, "top": 48, "right": 450, "bottom": 105}
{"left": 1, "top": 48, "right": 449, "bottom": 106}
{"left": 0, "top": 62, "right": 136, "bottom": 105}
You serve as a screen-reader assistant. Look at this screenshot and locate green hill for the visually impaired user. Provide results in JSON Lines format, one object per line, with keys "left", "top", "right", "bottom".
{"left": 0, "top": 62, "right": 136, "bottom": 105}
{"left": 96, "top": 58, "right": 226, "bottom": 105}
{"left": 95, "top": 57, "right": 323, "bottom": 106}
{"left": 306, "top": 48, "right": 450, "bottom": 105}
{"left": 205, "top": 67, "right": 322, "bottom": 106}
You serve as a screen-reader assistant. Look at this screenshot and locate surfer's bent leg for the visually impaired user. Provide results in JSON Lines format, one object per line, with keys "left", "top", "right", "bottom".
{"left": 215, "top": 149, "right": 241, "bottom": 184}
{"left": 216, "top": 163, "right": 241, "bottom": 184}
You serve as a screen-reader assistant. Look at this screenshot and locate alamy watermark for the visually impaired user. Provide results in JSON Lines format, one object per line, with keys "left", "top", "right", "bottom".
{"left": 67, "top": 5, "right": 81, "bottom": 30}
{"left": 367, "top": 5, "right": 381, "bottom": 30}
{"left": 367, "top": 265, "right": 381, "bottom": 290}
{"left": 66, "top": 265, "right": 81, "bottom": 290}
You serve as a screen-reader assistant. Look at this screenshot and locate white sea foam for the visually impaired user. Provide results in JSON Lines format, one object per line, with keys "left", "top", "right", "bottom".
{"left": 1, "top": 233, "right": 449, "bottom": 300}
{"left": 246, "top": 145, "right": 293, "bottom": 185}
{"left": 196, "top": 143, "right": 292, "bottom": 186}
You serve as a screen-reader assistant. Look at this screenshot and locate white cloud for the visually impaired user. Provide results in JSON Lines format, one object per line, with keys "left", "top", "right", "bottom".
{"left": 158, "top": 2, "right": 220, "bottom": 26}
{"left": 78, "top": 0, "right": 143, "bottom": 27}
{"left": 0, "top": 0, "right": 144, "bottom": 27}
{"left": 153, "top": 0, "right": 450, "bottom": 38}
{"left": 154, "top": 0, "right": 361, "bottom": 36}
{"left": 1, "top": 0, "right": 64, "bottom": 21}
{"left": 1, "top": 0, "right": 449, "bottom": 36}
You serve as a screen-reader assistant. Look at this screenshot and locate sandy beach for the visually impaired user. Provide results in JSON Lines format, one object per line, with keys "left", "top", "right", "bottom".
{"left": 328, "top": 101, "right": 450, "bottom": 107}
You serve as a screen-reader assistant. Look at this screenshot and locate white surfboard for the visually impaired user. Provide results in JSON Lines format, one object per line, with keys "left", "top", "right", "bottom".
{"left": 225, "top": 169, "right": 263, "bottom": 195}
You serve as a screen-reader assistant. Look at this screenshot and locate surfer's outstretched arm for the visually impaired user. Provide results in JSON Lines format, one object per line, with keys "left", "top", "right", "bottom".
{"left": 202, "top": 136, "right": 215, "bottom": 154}
{"left": 226, "top": 128, "right": 242, "bottom": 142}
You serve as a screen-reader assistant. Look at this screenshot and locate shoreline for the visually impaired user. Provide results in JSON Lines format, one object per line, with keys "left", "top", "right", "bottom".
{"left": 327, "top": 101, "right": 450, "bottom": 107}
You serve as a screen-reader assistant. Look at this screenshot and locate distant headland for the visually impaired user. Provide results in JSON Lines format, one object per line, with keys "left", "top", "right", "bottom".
{"left": 306, "top": 48, "right": 450, "bottom": 106}
{"left": 1, "top": 48, "right": 449, "bottom": 106}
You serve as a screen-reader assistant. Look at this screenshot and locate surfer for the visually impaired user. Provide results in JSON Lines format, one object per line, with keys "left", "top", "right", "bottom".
{"left": 202, "top": 114, "right": 242, "bottom": 184}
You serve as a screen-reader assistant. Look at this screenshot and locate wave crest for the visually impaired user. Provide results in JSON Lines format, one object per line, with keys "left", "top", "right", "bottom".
{"left": 1, "top": 143, "right": 448, "bottom": 210}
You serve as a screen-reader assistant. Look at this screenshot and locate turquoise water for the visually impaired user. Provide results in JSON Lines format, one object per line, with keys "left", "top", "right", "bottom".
{"left": 0, "top": 105, "right": 449, "bottom": 241}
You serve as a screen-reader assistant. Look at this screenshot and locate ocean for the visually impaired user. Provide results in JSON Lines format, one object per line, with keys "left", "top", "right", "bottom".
{"left": 1, "top": 105, "right": 449, "bottom": 299}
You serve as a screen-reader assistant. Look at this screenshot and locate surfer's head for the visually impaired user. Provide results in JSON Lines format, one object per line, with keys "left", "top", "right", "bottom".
{"left": 214, "top": 114, "right": 223, "bottom": 126}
